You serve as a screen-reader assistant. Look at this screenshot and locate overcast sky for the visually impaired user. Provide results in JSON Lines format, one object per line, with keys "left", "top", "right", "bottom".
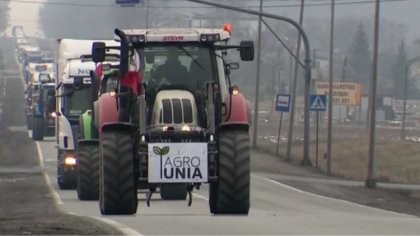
{"left": 6, "top": 0, "right": 420, "bottom": 41}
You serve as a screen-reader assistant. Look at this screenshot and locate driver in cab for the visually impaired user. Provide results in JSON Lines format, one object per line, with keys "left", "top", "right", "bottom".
{"left": 153, "top": 47, "right": 189, "bottom": 87}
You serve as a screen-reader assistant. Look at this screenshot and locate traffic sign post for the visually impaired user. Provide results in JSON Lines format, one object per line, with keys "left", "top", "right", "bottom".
{"left": 275, "top": 94, "right": 290, "bottom": 154}
{"left": 310, "top": 94, "right": 327, "bottom": 167}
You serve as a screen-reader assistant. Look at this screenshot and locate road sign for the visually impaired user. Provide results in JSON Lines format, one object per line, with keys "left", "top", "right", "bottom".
{"left": 316, "top": 82, "right": 362, "bottom": 105}
{"left": 116, "top": 0, "right": 141, "bottom": 5}
{"left": 275, "top": 94, "right": 291, "bottom": 112}
{"left": 310, "top": 95, "right": 327, "bottom": 111}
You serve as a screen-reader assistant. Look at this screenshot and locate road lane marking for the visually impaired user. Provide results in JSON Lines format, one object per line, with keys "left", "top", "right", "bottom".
{"left": 35, "top": 141, "right": 142, "bottom": 235}
{"left": 193, "top": 193, "right": 209, "bottom": 201}
{"left": 255, "top": 174, "right": 411, "bottom": 217}
{"left": 90, "top": 216, "right": 144, "bottom": 236}
{"left": 35, "top": 141, "right": 63, "bottom": 206}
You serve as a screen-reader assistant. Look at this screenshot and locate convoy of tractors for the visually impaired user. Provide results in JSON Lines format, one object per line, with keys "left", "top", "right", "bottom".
{"left": 12, "top": 24, "right": 254, "bottom": 215}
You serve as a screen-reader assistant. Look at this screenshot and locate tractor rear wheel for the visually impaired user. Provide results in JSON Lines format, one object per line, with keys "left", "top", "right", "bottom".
{"left": 99, "top": 130, "right": 137, "bottom": 215}
{"left": 77, "top": 142, "right": 100, "bottom": 200}
{"left": 160, "top": 184, "right": 188, "bottom": 200}
{"left": 209, "top": 129, "right": 250, "bottom": 215}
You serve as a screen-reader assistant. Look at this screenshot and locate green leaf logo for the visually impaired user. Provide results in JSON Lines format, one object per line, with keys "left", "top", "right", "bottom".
{"left": 161, "top": 146, "right": 169, "bottom": 155}
{"left": 153, "top": 146, "right": 161, "bottom": 155}
{"left": 153, "top": 146, "right": 170, "bottom": 156}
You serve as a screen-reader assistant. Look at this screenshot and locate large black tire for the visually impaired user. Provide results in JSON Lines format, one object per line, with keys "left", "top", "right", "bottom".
{"left": 160, "top": 184, "right": 188, "bottom": 200}
{"left": 32, "top": 116, "right": 44, "bottom": 141}
{"left": 209, "top": 129, "right": 250, "bottom": 215}
{"left": 99, "top": 130, "right": 137, "bottom": 215}
{"left": 77, "top": 142, "right": 100, "bottom": 200}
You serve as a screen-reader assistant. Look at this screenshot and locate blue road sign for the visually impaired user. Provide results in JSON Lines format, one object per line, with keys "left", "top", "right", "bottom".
{"left": 310, "top": 95, "right": 327, "bottom": 111}
{"left": 275, "top": 94, "right": 291, "bottom": 112}
{"left": 116, "top": 0, "right": 140, "bottom": 4}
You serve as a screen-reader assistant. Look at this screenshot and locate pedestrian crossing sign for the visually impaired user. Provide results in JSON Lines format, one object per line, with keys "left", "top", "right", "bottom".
{"left": 310, "top": 95, "right": 327, "bottom": 111}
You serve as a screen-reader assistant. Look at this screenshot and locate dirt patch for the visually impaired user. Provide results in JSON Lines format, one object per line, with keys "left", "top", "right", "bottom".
{"left": 251, "top": 148, "right": 420, "bottom": 217}
{"left": 257, "top": 133, "right": 420, "bottom": 185}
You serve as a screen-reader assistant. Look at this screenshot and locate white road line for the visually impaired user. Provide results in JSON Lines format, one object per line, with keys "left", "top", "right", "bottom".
{"left": 35, "top": 141, "right": 63, "bottom": 206}
{"left": 90, "top": 216, "right": 144, "bottom": 236}
{"left": 193, "top": 193, "right": 209, "bottom": 201}
{"left": 35, "top": 141, "right": 142, "bottom": 235}
{"left": 254, "top": 174, "right": 412, "bottom": 217}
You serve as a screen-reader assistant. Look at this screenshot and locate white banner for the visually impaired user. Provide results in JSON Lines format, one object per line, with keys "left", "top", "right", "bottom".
{"left": 148, "top": 143, "right": 208, "bottom": 183}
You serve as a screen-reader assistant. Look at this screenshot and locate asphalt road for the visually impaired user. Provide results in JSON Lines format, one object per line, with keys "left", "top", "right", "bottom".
{"left": 36, "top": 137, "right": 420, "bottom": 235}
{"left": 0, "top": 37, "right": 120, "bottom": 235}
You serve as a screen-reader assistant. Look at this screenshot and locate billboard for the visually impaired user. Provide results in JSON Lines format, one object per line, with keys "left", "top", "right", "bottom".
{"left": 316, "top": 82, "right": 362, "bottom": 105}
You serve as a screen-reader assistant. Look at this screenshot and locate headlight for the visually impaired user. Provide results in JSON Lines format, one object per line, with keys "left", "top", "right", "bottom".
{"left": 64, "top": 157, "right": 76, "bottom": 166}
{"left": 182, "top": 125, "right": 191, "bottom": 131}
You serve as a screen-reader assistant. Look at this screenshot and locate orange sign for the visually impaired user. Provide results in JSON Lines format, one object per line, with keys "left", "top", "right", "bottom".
{"left": 316, "top": 82, "right": 362, "bottom": 105}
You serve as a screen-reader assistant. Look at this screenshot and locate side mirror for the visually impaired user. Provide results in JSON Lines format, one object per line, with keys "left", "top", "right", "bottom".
{"left": 239, "top": 41, "right": 255, "bottom": 61}
{"left": 92, "top": 42, "right": 106, "bottom": 63}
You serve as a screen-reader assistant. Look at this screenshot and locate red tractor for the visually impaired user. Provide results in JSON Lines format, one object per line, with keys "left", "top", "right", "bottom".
{"left": 92, "top": 25, "right": 254, "bottom": 215}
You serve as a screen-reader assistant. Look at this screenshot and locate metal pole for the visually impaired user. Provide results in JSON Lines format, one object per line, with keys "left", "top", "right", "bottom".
{"left": 252, "top": 0, "right": 263, "bottom": 148}
{"left": 289, "top": 48, "right": 294, "bottom": 93}
{"left": 366, "top": 0, "right": 381, "bottom": 188}
{"left": 401, "top": 65, "right": 408, "bottom": 140}
{"left": 186, "top": 0, "right": 312, "bottom": 164}
{"left": 327, "top": 0, "right": 335, "bottom": 175}
{"left": 286, "top": 0, "right": 305, "bottom": 162}
{"left": 316, "top": 110, "right": 319, "bottom": 168}
{"left": 276, "top": 112, "right": 284, "bottom": 154}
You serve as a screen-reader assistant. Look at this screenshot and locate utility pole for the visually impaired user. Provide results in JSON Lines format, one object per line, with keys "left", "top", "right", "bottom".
{"left": 252, "top": 0, "right": 263, "bottom": 148}
{"left": 366, "top": 0, "right": 381, "bottom": 188}
{"left": 326, "top": 0, "right": 335, "bottom": 176}
{"left": 286, "top": 0, "right": 305, "bottom": 162}
{"left": 401, "top": 65, "right": 408, "bottom": 140}
{"left": 341, "top": 56, "right": 348, "bottom": 82}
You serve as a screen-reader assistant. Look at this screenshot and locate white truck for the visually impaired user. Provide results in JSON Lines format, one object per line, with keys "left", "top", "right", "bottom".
{"left": 55, "top": 39, "right": 97, "bottom": 189}
{"left": 55, "top": 39, "right": 118, "bottom": 189}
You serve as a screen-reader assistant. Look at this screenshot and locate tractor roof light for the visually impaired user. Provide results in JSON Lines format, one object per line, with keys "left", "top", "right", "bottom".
{"left": 128, "top": 35, "right": 145, "bottom": 43}
{"left": 223, "top": 23, "right": 233, "bottom": 34}
{"left": 200, "top": 34, "right": 220, "bottom": 42}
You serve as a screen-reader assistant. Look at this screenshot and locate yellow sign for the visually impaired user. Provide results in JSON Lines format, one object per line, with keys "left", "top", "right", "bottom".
{"left": 316, "top": 82, "right": 362, "bottom": 105}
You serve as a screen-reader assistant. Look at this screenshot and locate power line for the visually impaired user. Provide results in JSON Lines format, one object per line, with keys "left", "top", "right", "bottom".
{"left": 2, "top": 0, "right": 412, "bottom": 9}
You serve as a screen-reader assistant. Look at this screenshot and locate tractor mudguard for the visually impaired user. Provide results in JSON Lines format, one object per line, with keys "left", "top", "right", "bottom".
{"left": 98, "top": 92, "right": 118, "bottom": 135}
{"left": 81, "top": 111, "right": 93, "bottom": 139}
{"left": 221, "top": 92, "right": 251, "bottom": 129}
{"left": 78, "top": 139, "right": 99, "bottom": 146}
{"left": 102, "top": 122, "right": 133, "bottom": 133}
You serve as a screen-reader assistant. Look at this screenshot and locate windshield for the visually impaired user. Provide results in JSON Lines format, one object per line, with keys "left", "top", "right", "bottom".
{"left": 136, "top": 44, "right": 215, "bottom": 92}
{"left": 63, "top": 85, "right": 91, "bottom": 117}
